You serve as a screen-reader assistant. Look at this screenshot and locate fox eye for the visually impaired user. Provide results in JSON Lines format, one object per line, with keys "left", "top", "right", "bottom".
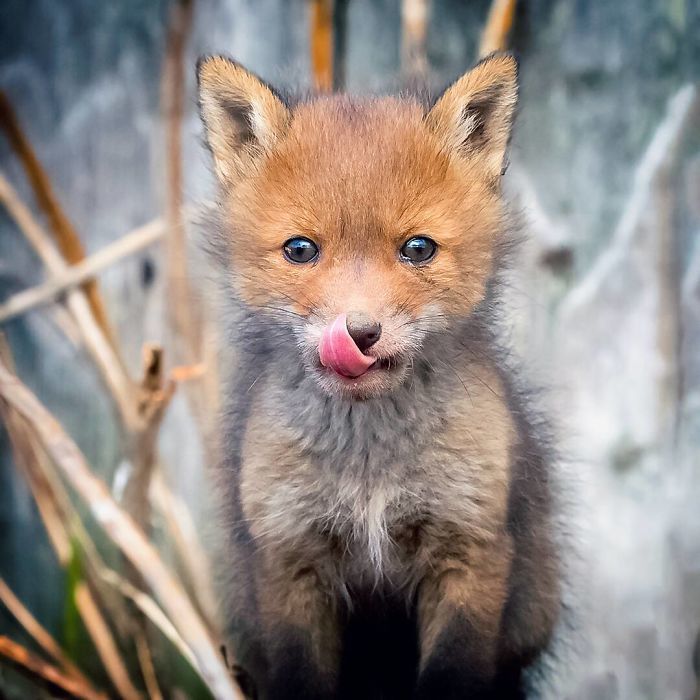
{"left": 400, "top": 236, "right": 437, "bottom": 265}
{"left": 283, "top": 237, "right": 319, "bottom": 264}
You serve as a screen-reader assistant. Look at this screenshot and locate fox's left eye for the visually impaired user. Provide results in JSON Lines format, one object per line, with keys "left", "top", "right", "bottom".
{"left": 283, "top": 237, "right": 319, "bottom": 264}
{"left": 400, "top": 236, "right": 437, "bottom": 265}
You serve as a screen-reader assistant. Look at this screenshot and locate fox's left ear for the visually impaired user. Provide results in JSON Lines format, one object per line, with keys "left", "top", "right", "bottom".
{"left": 197, "top": 56, "right": 290, "bottom": 186}
{"left": 427, "top": 53, "right": 518, "bottom": 178}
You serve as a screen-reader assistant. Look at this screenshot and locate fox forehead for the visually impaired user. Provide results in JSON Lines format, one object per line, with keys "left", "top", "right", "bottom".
{"left": 278, "top": 95, "right": 441, "bottom": 179}
{"left": 231, "top": 95, "right": 499, "bottom": 252}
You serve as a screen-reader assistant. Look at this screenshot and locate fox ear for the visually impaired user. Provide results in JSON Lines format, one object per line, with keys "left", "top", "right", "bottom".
{"left": 197, "top": 56, "right": 289, "bottom": 185}
{"left": 427, "top": 53, "right": 518, "bottom": 178}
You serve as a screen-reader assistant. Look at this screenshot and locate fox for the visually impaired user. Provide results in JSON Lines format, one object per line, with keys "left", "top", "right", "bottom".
{"left": 197, "top": 52, "right": 561, "bottom": 700}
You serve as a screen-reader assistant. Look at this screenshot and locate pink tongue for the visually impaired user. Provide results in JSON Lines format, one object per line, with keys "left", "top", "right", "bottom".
{"left": 319, "top": 314, "right": 376, "bottom": 378}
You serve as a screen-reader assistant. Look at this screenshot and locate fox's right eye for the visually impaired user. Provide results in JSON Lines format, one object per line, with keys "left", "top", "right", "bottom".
{"left": 283, "top": 237, "right": 319, "bottom": 264}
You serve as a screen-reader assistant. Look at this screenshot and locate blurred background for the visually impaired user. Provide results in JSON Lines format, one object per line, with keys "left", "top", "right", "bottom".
{"left": 0, "top": 1, "right": 698, "bottom": 698}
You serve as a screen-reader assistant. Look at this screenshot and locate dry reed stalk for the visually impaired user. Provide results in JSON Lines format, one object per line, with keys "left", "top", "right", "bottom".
{"left": 0, "top": 205, "right": 218, "bottom": 646}
{"left": 161, "top": 0, "right": 201, "bottom": 371}
{"left": 74, "top": 582, "right": 143, "bottom": 700}
{"left": 99, "top": 569, "right": 199, "bottom": 671}
{"left": 135, "top": 630, "right": 163, "bottom": 700}
{"left": 479, "top": 0, "right": 517, "bottom": 57}
{"left": 0, "top": 635, "right": 107, "bottom": 700}
{"left": 0, "top": 171, "right": 138, "bottom": 427}
{"left": 123, "top": 344, "right": 176, "bottom": 533}
{"left": 0, "top": 216, "right": 165, "bottom": 324}
{"left": 121, "top": 345, "right": 176, "bottom": 699}
{"left": 401, "top": 0, "right": 430, "bottom": 80}
{"left": 0, "top": 400, "right": 72, "bottom": 564}
{"left": 332, "top": 0, "right": 350, "bottom": 91}
{"left": 0, "top": 101, "right": 183, "bottom": 530}
{"left": 0, "top": 382, "right": 199, "bottom": 694}
{"left": 0, "top": 578, "right": 92, "bottom": 688}
{"left": 311, "top": 0, "right": 334, "bottom": 91}
{"left": 150, "top": 471, "right": 219, "bottom": 627}
{"left": 0, "top": 357, "right": 243, "bottom": 700}
{"left": 0, "top": 379, "right": 141, "bottom": 695}
{"left": 1, "top": 338, "right": 175, "bottom": 695}
{"left": 0, "top": 91, "right": 115, "bottom": 346}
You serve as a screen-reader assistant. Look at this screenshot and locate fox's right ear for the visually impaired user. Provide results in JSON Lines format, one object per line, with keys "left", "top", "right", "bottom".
{"left": 197, "top": 56, "right": 289, "bottom": 185}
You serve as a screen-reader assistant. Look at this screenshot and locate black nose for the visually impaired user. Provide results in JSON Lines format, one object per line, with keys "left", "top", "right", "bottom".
{"left": 346, "top": 312, "right": 382, "bottom": 352}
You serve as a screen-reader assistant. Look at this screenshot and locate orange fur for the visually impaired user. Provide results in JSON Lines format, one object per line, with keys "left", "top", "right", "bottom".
{"left": 198, "top": 55, "right": 517, "bottom": 326}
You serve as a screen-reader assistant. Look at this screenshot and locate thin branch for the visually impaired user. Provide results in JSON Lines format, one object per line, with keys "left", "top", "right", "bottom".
{"left": 0, "top": 357, "right": 243, "bottom": 700}
{"left": 311, "top": 0, "right": 334, "bottom": 92}
{"left": 561, "top": 85, "right": 699, "bottom": 318}
{"left": 0, "top": 91, "right": 115, "bottom": 346}
{"left": 0, "top": 636, "right": 107, "bottom": 700}
{"left": 0, "top": 171, "right": 138, "bottom": 428}
{"left": 151, "top": 471, "right": 219, "bottom": 628}
{"left": 0, "top": 378, "right": 196, "bottom": 692}
{"left": 99, "top": 569, "right": 199, "bottom": 672}
{"left": 161, "top": 0, "right": 200, "bottom": 363}
{"left": 0, "top": 217, "right": 165, "bottom": 324}
{"left": 479, "top": 0, "right": 517, "bottom": 58}
{"left": 74, "top": 582, "right": 143, "bottom": 700}
{"left": 0, "top": 577, "right": 93, "bottom": 688}
{"left": 401, "top": 0, "right": 431, "bottom": 81}
{"left": 123, "top": 344, "right": 176, "bottom": 533}
{"left": 135, "top": 631, "right": 163, "bottom": 700}
{"left": 0, "top": 397, "right": 72, "bottom": 565}
{"left": 0, "top": 173, "right": 220, "bottom": 642}
{"left": 332, "top": 0, "right": 350, "bottom": 91}
{"left": 0, "top": 362, "right": 143, "bottom": 697}
{"left": 559, "top": 85, "right": 698, "bottom": 448}
{"left": 161, "top": 0, "right": 212, "bottom": 433}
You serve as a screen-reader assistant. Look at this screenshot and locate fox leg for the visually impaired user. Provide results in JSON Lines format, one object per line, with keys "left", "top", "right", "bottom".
{"left": 414, "top": 535, "right": 514, "bottom": 700}
{"left": 256, "top": 554, "right": 340, "bottom": 700}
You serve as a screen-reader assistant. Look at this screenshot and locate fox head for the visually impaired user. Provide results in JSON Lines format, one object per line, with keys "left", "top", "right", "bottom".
{"left": 198, "top": 53, "right": 518, "bottom": 399}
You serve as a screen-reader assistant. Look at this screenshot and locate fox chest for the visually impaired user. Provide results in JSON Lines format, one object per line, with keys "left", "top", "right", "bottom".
{"left": 238, "top": 384, "right": 513, "bottom": 581}
{"left": 243, "top": 458, "right": 425, "bottom": 579}
{"left": 238, "top": 435, "right": 499, "bottom": 588}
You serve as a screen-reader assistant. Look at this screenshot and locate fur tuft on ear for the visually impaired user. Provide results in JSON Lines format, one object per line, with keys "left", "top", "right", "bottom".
{"left": 426, "top": 52, "right": 519, "bottom": 178}
{"left": 197, "top": 56, "right": 289, "bottom": 185}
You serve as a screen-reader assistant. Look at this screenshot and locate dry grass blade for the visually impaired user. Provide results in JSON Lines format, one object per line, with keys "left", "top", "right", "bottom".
{"left": 0, "top": 217, "right": 165, "bottom": 324}
{"left": 1, "top": 370, "right": 175, "bottom": 699}
{"left": 0, "top": 91, "right": 114, "bottom": 346}
{"left": 311, "top": 0, "right": 334, "bottom": 91}
{"left": 479, "top": 0, "right": 517, "bottom": 57}
{"left": 0, "top": 577, "right": 93, "bottom": 688}
{"left": 150, "top": 472, "right": 219, "bottom": 628}
{"left": 74, "top": 582, "right": 143, "bottom": 700}
{"left": 1, "top": 401, "right": 140, "bottom": 691}
{"left": 0, "top": 394, "right": 72, "bottom": 565}
{"left": 0, "top": 358, "right": 243, "bottom": 700}
{"left": 161, "top": 0, "right": 212, "bottom": 432}
{"left": 401, "top": 0, "right": 431, "bottom": 80}
{"left": 0, "top": 385, "right": 147, "bottom": 682}
{"left": 123, "top": 344, "right": 176, "bottom": 532}
{"left": 135, "top": 630, "right": 163, "bottom": 700}
{"left": 0, "top": 171, "right": 137, "bottom": 427}
{"left": 100, "top": 569, "right": 199, "bottom": 671}
{"left": 122, "top": 345, "right": 175, "bottom": 699}
{"left": 161, "top": 0, "right": 200, "bottom": 363}
{"left": 0, "top": 635, "right": 107, "bottom": 700}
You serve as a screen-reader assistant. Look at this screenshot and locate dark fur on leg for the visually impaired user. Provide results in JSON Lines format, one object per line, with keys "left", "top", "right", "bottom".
{"left": 263, "top": 625, "right": 336, "bottom": 700}
{"left": 415, "top": 614, "right": 509, "bottom": 700}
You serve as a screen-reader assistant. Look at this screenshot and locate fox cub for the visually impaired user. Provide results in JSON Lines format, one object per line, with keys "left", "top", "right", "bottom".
{"left": 198, "top": 52, "right": 560, "bottom": 699}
